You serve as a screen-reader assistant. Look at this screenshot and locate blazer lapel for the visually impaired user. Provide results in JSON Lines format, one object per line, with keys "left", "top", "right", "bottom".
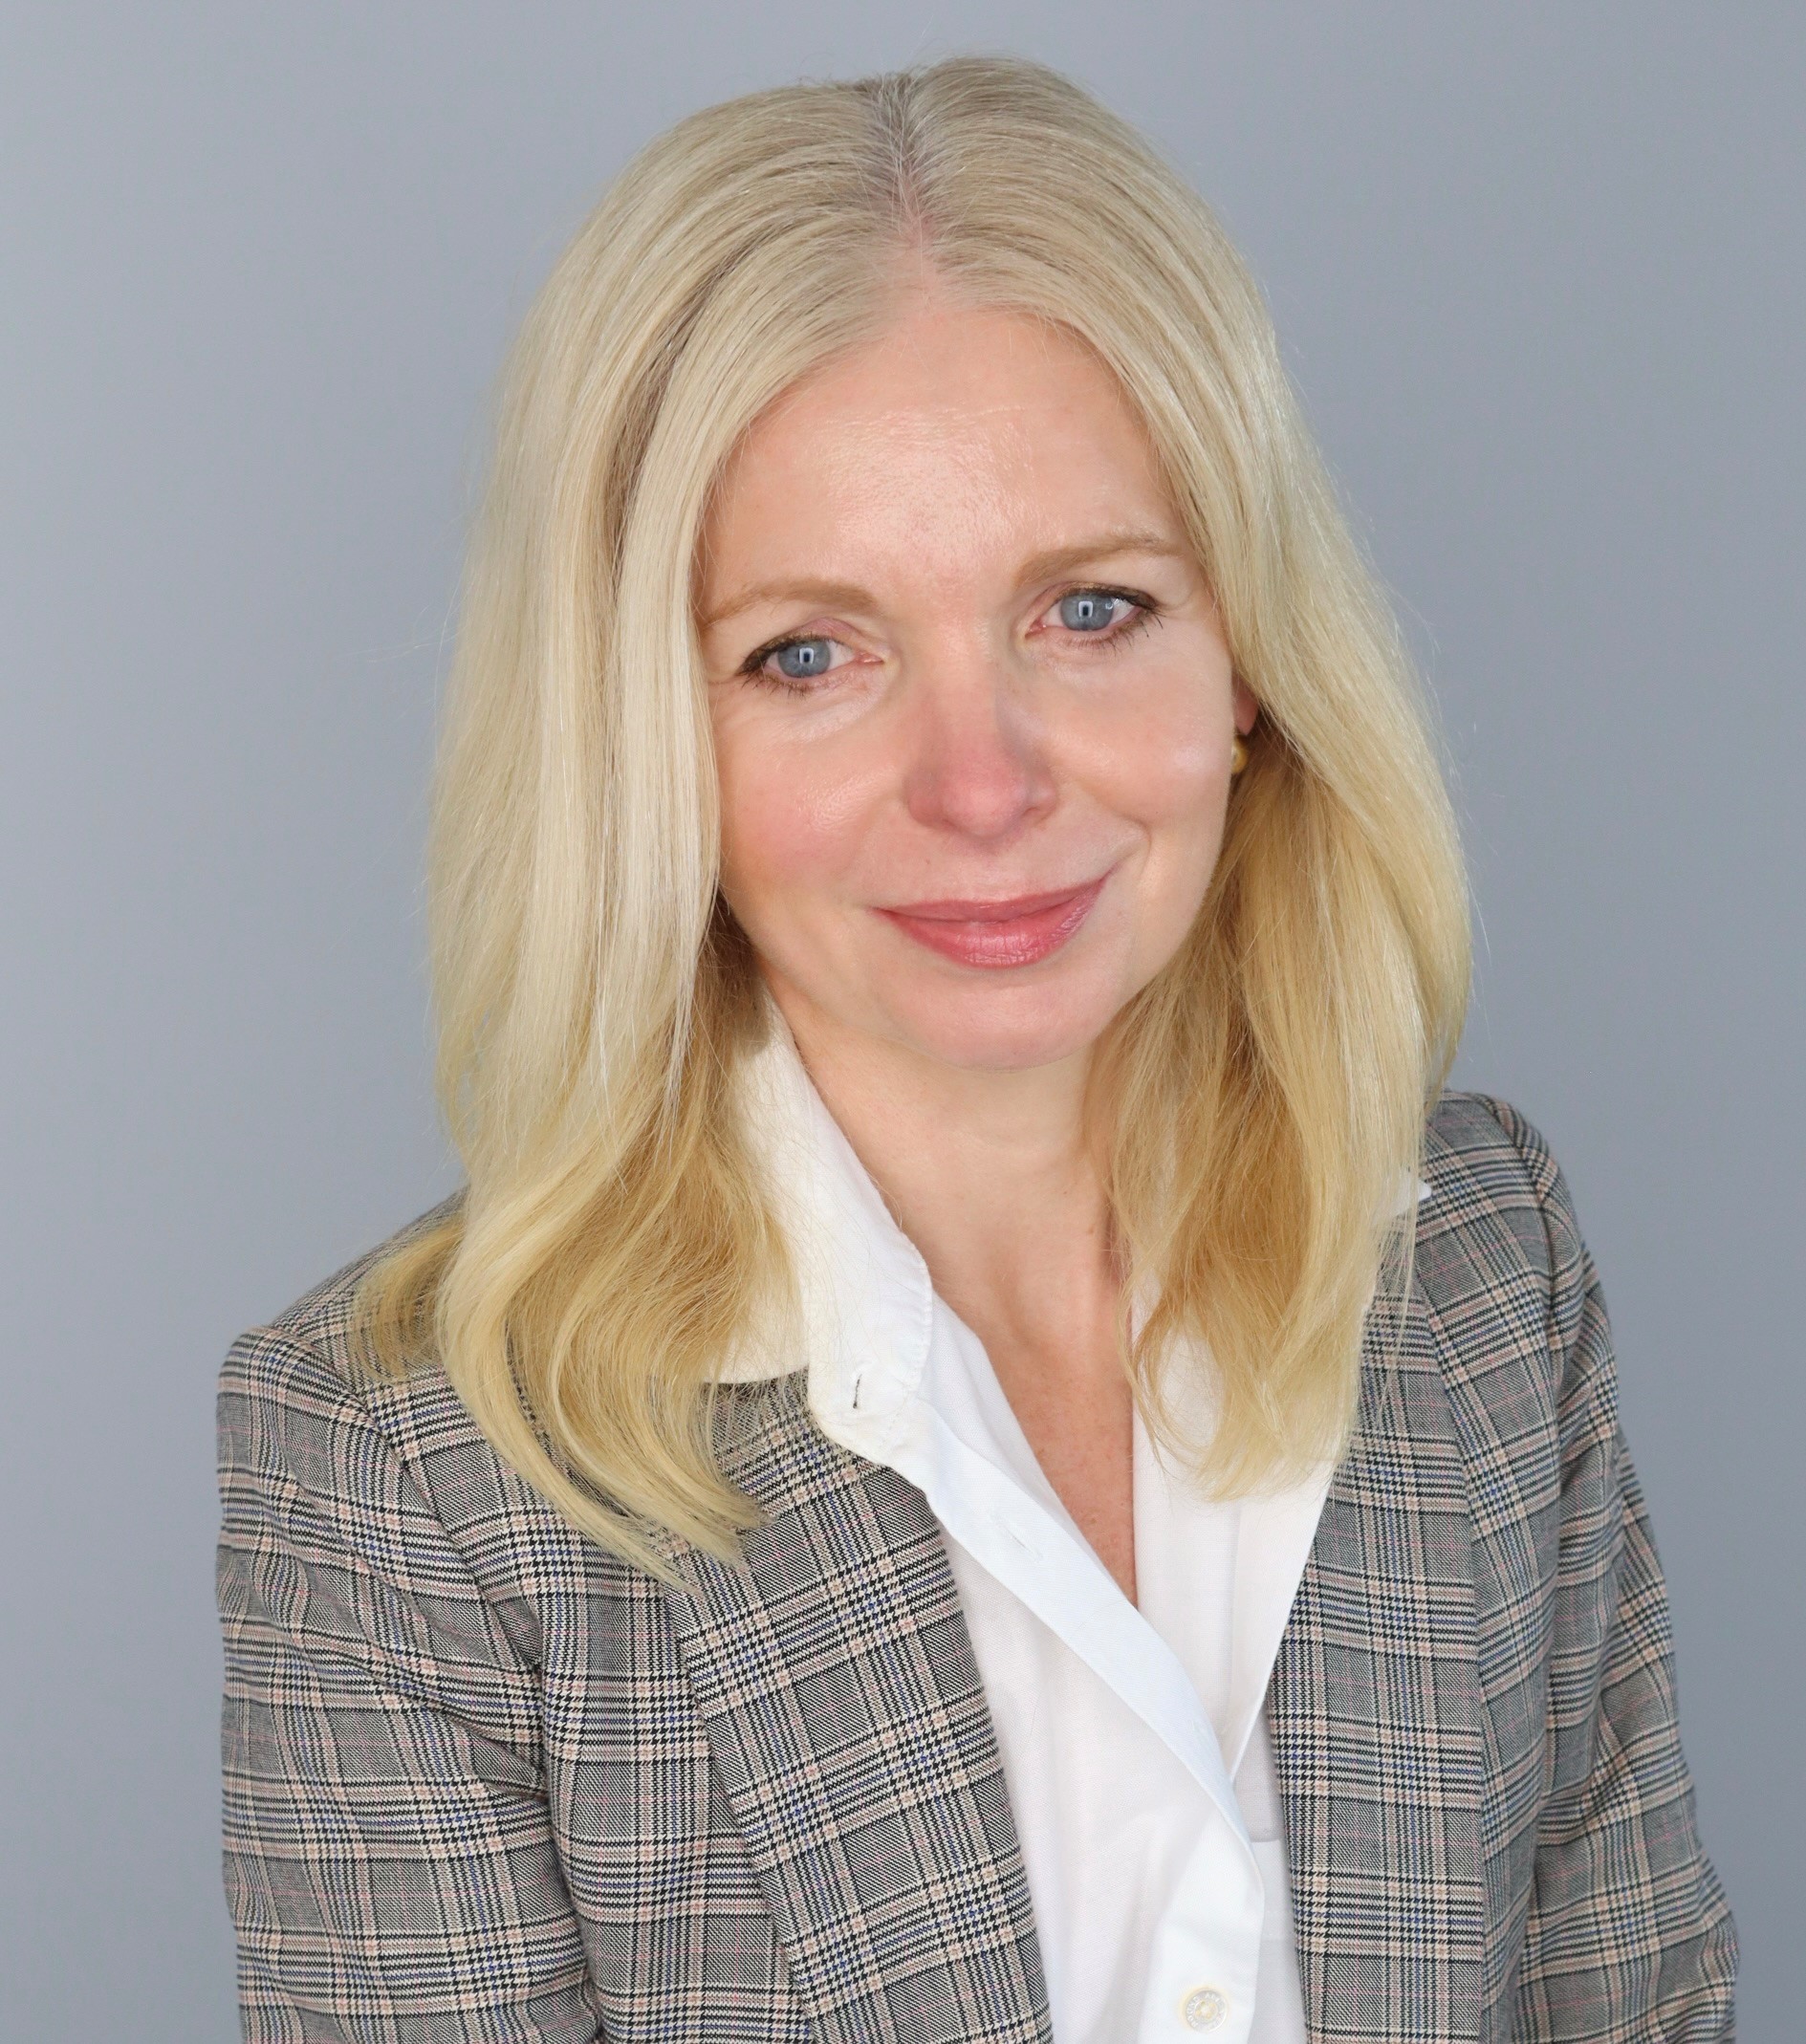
{"left": 657, "top": 1374, "right": 1052, "bottom": 2044}
{"left": 1271, "top": 1283, "right": 1488, "bottom": 2043}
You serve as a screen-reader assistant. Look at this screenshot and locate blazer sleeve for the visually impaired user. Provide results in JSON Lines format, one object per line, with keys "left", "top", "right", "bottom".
{"left": 1487, "top": 1102, "right": 1737, "bottom": 2042}
{"left": 217, "top": 1323, "right": 604, "bottom": 2042}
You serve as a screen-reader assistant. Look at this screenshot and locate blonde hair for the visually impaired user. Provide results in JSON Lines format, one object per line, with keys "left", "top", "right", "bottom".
{"left": 359, "top": 55, "right": 1469, "bottom": 1573}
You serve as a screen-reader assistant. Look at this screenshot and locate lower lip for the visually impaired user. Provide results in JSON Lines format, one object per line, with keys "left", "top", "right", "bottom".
{"left": 876, "top": 877, "right": 1108, "bottom": 968}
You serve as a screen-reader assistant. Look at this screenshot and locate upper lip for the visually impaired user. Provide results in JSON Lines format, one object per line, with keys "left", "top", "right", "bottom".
{"left": 877, "top": 879, "right": 1105, "bottom": 922}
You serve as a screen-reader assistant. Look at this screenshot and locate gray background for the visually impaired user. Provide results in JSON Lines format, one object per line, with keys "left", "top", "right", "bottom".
{"left": 4, "top": 3, "right": 1797, "bottom": 2035}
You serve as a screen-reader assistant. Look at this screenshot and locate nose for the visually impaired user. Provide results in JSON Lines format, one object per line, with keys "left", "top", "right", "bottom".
{"left": 901, "top": 647, "right": 1057, "bottom": 841}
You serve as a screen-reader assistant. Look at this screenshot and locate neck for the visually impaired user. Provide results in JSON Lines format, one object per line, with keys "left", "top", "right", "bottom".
{"left": 764, "top": 977, "right": 1118, "bottom": 1351}
{"left": 761, "top": 971, "right": 1141, "bottom": 1600}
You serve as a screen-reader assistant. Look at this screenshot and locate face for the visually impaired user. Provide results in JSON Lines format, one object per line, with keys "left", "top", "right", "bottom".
{"left": 698, "top": 291, "right": 1255, "bottom": 1078}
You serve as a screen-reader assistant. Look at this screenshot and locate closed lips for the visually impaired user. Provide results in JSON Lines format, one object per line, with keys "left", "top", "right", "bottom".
{"left": 875, "top": 876, "right": 1108, "bottom": 967}
{"left": 881, "top": 882, "right": 1101, "bottom": 920}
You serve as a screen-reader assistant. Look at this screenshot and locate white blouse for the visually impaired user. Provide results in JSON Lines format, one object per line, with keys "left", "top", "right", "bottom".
{"left": 727, "top": 1021, "right": 1333, "bottom": 2044}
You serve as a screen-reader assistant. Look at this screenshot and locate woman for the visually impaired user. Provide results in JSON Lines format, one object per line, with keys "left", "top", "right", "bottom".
{"left": 217, "top": 56, "right": 1734, "bottom": 2043}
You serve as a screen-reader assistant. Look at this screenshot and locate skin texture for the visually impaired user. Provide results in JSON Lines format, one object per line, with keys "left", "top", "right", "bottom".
{"left": 699, "top": 289, "right": 1255, "bottom": 1599}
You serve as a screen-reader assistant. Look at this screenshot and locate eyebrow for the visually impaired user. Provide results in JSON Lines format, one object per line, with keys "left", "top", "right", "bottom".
{"left": 697, "top": 529, "right": 1190, "bottom": 632}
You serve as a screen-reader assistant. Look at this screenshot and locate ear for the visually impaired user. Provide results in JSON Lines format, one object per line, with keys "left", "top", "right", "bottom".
{"left": 1231, "top": 675, "right": 1259, "bottom": 736}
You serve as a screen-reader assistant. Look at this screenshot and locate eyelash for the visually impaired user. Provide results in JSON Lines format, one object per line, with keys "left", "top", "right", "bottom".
{"left": 737, "top": 584, "right": 1163, "bottom": 691}
{"left": 1061, "top": 586, "right": 1161, "bottom": 652}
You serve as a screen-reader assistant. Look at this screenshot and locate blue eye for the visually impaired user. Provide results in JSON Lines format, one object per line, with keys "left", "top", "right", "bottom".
{"left": 772, "top": 637, "right": 834, "bottom": 680}
{"left": 1058, "top": 590, "right": 1130, "bottom": 632}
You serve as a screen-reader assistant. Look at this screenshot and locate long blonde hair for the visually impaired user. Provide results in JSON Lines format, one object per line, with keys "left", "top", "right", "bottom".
{"left": 359, "top": 56, "right": 1469, "bottom": 1573}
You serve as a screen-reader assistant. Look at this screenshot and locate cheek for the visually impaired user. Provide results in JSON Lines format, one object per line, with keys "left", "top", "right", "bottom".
{"left": 1142, "top": 728, "right": 1225, "bottom": 823}
{"left": 1077, "top": 684, "right": 1229, "bottom": 848}
{"left": 1068, "top": 676, "right": 1233, "bottom": 964}
{"left": 714, "top": 721, "right": 872, "bottom": 923}
{"left": 1138, "top": 742, "right": 1232, "bottom": 927}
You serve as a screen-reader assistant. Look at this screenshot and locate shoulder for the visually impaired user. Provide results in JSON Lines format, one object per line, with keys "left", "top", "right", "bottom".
{"left": 221, "top": 1202, "right": 469, "bottom": 1459}
{"left": 1424, "top": 1089, "right": 1589, "bottom": 1298}
{"left": 249, "top": 1194, "right": 462, "bottom": 1381}
{"left": 217, "top": 1199, "right": 570, "bottom": 1590}
{"left": 1426, "top": 1086, "right": 1564, "bottom": 1227}
{"left": 1418, "top": 1089, "right": 1599, "bottom": 1396}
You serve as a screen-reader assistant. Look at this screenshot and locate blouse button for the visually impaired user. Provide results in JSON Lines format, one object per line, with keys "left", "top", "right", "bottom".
{"left": 1181, "top": 1986, "right": 1228, "bottom": 2031}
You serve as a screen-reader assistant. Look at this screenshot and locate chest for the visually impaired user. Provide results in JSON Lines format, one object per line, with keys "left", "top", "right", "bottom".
{"left": 501, "top": 1333, "right": 1564, "bottom": 2044}
{"left": 969, "top": 1314, "right": 1139, "bottom": 1600}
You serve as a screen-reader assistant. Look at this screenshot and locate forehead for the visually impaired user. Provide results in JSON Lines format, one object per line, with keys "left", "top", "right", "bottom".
{"left": 699, "top": 294, "right": 1178, "bottom": 597}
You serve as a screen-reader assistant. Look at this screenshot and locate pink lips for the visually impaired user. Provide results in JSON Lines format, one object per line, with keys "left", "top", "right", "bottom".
{"left": 875, "top": 875, "right": 1108, "bottom": 968}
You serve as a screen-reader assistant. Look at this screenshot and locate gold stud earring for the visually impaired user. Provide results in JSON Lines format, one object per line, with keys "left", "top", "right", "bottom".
{"left": 1229, "top": 733, "right": 1249, "bottom": 776}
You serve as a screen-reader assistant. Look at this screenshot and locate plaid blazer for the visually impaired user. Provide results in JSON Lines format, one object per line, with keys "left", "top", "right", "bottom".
{"left": 218, "top": 1093, "right": 1735, "bottom": 2041}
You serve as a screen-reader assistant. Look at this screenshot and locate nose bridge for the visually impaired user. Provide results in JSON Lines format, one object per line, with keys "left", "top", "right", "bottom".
{"left": 902, "top": 624, "right": 1053, "bottom": 837}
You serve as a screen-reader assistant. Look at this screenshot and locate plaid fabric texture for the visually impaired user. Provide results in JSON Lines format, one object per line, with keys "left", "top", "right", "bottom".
{"left": 218, "top": 1094, "right": 1735, "bottom": 2040}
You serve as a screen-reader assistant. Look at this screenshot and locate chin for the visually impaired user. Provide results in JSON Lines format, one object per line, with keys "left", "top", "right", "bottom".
{"left": 887, "top": 980, "right": 1120, "bottom": 1073}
